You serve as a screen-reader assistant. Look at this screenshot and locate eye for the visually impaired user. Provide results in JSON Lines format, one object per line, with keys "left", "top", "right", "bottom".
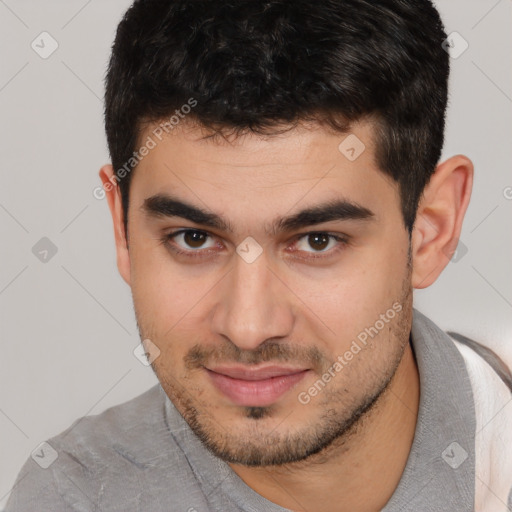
{"left": 161, "top": 229, "right": 349, "bottom": 260}
{"left": 163, "top": 229, "right": 217, "bottom": 257}
{"left": 290, "top": 232, "right": 348, "bottom": 259}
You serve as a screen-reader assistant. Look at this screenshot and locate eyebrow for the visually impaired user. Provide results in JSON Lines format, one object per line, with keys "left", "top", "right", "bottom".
{"left": 141, "top": 193, "right": 375, "bottom": 235}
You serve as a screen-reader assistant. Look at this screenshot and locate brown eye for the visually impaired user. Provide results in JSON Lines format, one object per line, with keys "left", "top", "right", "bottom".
{"left": 163, "top": 229, "right": 217, "bottom": 255}
{"left": 295, "top": 232, "right": 338, "bottom": 253}
{"left": 307, "top": 233, "right": 330, "bottom": 251}
{"left": 162, "top": 229, "right": 348, "bottom": 261}
{"left": 291, "top": 232, "right": 349, "bottom": 260}
{"left": 183, "top": 230, "right": 208, "bottom": 248}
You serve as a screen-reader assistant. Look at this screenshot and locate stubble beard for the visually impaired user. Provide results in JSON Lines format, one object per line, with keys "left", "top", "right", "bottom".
{"left": 139, "top": 266, "right": 413, "bottom": 468}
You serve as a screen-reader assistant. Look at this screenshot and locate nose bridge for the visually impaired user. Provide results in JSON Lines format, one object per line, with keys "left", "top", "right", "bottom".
{"left": 212, "top": 251, "right": 293, "bottom": 351}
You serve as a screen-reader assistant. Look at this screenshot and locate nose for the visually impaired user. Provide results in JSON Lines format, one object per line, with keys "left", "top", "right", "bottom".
{"left": 211, "top": 249, "right": 295, "bottom": 352}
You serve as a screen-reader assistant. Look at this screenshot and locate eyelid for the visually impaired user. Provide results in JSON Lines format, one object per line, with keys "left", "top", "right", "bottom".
{"left": 162, "top": 228, "right": 349, "bottom": 259}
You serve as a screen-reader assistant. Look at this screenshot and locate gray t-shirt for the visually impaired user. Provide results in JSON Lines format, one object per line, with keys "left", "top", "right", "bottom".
{"left": 3, "top": 310, "right": 497, "bottom": 511}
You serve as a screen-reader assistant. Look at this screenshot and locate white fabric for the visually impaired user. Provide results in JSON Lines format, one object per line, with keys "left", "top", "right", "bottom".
{"left": 452, "top": 338, "right": 512, "bottom": 512}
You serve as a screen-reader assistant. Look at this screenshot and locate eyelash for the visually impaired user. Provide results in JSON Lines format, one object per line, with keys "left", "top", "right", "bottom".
{"left": 160, "top": 229, "right": 349, "bottom": 261}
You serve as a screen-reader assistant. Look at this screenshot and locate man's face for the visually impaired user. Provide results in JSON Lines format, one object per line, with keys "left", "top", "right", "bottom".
{"left": 125, "top": 120, "right": 413, "bottom": 466}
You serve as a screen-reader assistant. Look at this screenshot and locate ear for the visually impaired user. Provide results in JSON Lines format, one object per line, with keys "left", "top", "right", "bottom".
{"left": 99, "top": 164, "right": 131, "bottom": 286}
{"left": 411, "top": 155, "right": 473, "bottom": 289}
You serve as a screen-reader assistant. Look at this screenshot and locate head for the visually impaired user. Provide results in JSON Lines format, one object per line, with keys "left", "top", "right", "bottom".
{"left": 99, "top": 0, "right": 473, "bottom": 466}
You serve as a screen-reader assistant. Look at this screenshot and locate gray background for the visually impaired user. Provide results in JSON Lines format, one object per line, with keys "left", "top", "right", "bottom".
{"left": 0, "top": 0, "right": 511, "bottom": 507}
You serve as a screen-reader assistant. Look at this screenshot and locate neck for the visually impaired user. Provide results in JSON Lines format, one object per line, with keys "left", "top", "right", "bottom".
{"left": 228, "top": 341, "right": 420, "bottom": 512}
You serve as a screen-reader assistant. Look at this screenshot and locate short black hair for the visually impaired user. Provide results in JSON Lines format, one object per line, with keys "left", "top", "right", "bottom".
{"left": 104, "top": 0, "right": 449, "bottom": 236}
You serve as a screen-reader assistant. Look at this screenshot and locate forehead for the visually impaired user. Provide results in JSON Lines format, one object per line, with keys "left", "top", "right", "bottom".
{"left": 147, "top": 117, "right": 370, "bottom": 156}
{"left": 129, "top": 119, "right": 400, "bottom": 229}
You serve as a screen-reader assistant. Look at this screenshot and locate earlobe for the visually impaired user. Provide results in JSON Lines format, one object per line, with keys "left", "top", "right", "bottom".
{"left": 411, "top": 155, "right": 473, "bottom": 289}
{"left": 98, "top": 164, "right": 131, "bottom": 286}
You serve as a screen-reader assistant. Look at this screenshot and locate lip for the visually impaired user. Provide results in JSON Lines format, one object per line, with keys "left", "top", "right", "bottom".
{"left": 205, "top": 365, "right": 310, "bottom": 407}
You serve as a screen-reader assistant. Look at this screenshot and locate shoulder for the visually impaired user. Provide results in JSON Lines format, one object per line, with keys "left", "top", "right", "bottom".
{"left": 4, "top": 385, "right": 189, "bottom": 511}
{"left": 50, "top": 383, "right": 168, "bottom": 465}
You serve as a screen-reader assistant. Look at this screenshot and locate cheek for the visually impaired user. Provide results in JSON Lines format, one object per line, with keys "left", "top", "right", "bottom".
{"left": 129, "top": 242, "right": 216, "bottom": 356}
{"left": 295, "top": 240, "right": 407, "bottom": 341}
{"left": 129, "top": 215, "right": 408, "bottom": 342}
{"left": 129, "top": 242, "right": 179, "bottom": 327}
